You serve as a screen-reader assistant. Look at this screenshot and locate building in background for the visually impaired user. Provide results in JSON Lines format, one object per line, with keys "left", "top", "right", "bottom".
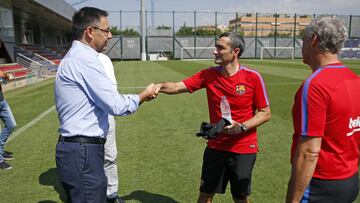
{"left": 196, "top": 24, "right": 228, "bottom": 33}
{"left": 229, "top": 13, "right": 312, "bottom": 37}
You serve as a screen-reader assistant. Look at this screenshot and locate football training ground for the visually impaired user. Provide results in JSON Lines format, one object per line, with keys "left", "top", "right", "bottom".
{"left": 1, "top": 59, "right": 360, "bottom": 202}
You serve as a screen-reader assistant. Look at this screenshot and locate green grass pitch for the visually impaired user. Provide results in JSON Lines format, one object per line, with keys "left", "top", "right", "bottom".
{"left": 0, "top": 59, "right": 359, "bottom": 202}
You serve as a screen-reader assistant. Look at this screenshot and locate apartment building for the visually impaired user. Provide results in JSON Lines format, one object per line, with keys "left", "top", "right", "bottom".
{"left": 229, "top": 14, "right": 312, "bottom": 37}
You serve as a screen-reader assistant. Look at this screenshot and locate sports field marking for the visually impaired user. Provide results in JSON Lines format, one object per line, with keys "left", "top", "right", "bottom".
{"left": 7, "top": 105, "right": 56, "bottom": 143}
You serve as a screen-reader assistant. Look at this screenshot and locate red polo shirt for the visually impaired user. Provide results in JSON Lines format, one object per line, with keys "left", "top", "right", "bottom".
{"left": 183, "top": 65, "right": 269, "bottom": 153}
{"left": 291, "top": 63, "right": 360, "bottom": 180}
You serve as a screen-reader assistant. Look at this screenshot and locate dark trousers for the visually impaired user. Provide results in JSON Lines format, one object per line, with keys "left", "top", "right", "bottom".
{"left": 56, "top": 141, "right": 106, "bottom": 203}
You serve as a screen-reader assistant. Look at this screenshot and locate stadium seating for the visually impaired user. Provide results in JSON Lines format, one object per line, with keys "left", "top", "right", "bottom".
{"left": 18, "top": 44, "right": 63, "bottom": 60}
{"left": 13, "top": 44, "right": 67, "bottom": 72}
{"left": 14, "top": 46, "right": 33, "bottom": 59}
{"left": 49, "top": 47, "right": 68, "bottom": 58}
{"left": 32, "top": 55, "right": 58, "bottom": 72}
{"left": 0, "top": 63, "right": 31, "bottom": 79}
{"left": 53, "top": 59, "right": 61, "bottom": 65}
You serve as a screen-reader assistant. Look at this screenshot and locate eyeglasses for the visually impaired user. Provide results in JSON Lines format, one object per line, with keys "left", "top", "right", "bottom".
{"left": 90, "top": 26, "right": 111, "bottom": 36}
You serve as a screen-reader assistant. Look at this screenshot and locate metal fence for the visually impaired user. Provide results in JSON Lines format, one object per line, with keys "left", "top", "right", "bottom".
{"left": 105, "top": 11, "right": 360, "bottom": 60}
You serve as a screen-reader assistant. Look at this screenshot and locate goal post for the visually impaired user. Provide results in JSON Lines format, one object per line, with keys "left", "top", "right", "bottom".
{"left": 180, "top": 47, "right": 214, "bottom": 60}
{"left": 339, "top": 47, "right": 360, "bottom": 59}
{"left": 260, "top": 47, "right": 294, "bottom": 60}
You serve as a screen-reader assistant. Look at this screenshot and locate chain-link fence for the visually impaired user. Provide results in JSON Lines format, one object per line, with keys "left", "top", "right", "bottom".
{"left": 104, "top": 11, "right": 360, "bottom": 60}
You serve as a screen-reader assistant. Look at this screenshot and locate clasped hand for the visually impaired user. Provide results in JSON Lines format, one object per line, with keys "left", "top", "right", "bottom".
{"left": 143, "top": 83, "right": 161, "bottom": 101}
{"left": 223, "top": 121, "right": 244, "bottom": 134}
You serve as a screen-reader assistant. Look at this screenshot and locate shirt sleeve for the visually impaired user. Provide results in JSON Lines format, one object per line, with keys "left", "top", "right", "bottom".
{"left": 252, "top": 72, "right": 270, "bottom": 109}
{"left": 182, "top": 70, "right": 206, "bottom": 93}
{"left": 300, "top": 80, "right": 328, "bottom": 137}
{"left": 76, "top": 58, "right": 140, "bottom": 116}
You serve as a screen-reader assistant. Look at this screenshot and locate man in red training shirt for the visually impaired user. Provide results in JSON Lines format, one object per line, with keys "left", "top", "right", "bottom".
{"left": 286, "top": 15, "right": 360, "bottom": 203}
{"left": 156, "top": 32, "right": 271, "bottom": 203}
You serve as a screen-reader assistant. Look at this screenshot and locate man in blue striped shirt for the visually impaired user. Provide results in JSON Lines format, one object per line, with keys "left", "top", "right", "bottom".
{"left": 54, "top": 7, "right": 157, "bottom": 203}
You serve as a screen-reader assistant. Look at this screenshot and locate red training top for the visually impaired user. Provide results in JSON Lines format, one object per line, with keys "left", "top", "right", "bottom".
{"left": 183, "top": 65, "right": 269, "bottom": 153}
{"left": 291, "top": 63, "right": 360, "bottom": 180}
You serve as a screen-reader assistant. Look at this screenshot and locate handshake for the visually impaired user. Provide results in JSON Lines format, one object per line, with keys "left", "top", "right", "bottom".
{"left": 138, "top": 83, "right": 163, "bottom": 103}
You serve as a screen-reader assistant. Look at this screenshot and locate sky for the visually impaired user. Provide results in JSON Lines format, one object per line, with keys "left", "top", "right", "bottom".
{"left": 64, "top": 0, "right": 360, "bottom": 29}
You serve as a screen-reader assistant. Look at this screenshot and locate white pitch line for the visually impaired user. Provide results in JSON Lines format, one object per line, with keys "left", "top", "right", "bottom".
{"left": 7, "top": 105, "right": 56, "bottom": 143}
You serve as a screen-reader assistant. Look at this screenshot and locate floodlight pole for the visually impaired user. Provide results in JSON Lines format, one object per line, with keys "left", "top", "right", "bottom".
{"left": 140, "top": 0, "right": 147, "bottom": 61}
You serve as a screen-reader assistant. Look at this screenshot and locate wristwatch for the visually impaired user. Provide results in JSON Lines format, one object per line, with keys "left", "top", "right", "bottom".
{"left": 240, "top": 123, "right": 248, "bottom": 132}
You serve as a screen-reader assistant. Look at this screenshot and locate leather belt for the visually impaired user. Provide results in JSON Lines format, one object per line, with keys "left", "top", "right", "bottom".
{"left": 58, "top": 135, "right": 106, "bottom": 144}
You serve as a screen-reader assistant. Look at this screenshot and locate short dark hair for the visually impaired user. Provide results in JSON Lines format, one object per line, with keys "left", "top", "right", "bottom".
{"left": 72, "top": 7, "right": 108, "bottom": 40}
{"left": 219, "top": 32, "right": 245, "bottom": 58}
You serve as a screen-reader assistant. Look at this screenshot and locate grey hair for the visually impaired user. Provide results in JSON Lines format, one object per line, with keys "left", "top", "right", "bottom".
{"left": 305, "top": 15, "right": 348, "bottom": 53}
{"left": 219, "top": 32, "right": 245, "bottom": 58}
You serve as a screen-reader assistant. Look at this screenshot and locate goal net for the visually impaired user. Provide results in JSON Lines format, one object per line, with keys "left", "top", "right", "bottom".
{"left": 340, "top": 47, "right": 360, "bottom": 59}
{"left": 180, "top": 47, "right": 214, "bottom": 60}
{"left": 260, "top": 47, "right": 294, "bottom": 60}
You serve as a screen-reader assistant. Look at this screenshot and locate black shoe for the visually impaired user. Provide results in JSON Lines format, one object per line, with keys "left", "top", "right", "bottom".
{"left": 3, "top": 151, "right": 13, "bottom": 161}
{"left": 106, "top": 196, "right": 125, "bottom": 203}
{"left": 0, "top": 161, "right": 12, "bottom": 170}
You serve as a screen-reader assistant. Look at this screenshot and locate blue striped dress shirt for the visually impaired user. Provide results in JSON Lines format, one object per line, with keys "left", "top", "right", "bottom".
{"left": 55, "top": 41, "right": 140, "bottom": 138}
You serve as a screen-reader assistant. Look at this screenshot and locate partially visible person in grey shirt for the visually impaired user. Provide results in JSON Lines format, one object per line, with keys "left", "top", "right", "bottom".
{"left": 54, "top": 7, "right": 158, "bottom": 203}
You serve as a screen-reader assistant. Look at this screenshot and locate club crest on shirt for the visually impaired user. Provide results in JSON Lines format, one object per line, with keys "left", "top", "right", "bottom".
{"left": 235, "top": 85, "right": 246, "bottom": 95}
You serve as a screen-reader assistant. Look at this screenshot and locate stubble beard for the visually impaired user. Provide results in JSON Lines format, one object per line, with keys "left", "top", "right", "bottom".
{"left": 98, "top": 41, "right": 108, "bottom": 53}
{"left": 214, "top": 57, "right": 223, "bottom": 65}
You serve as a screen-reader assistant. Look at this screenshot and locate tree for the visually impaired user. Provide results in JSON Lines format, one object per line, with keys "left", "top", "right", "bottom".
{"left": 120, "top": 28, "right": 140, "bottom": 37}
{"left": 110, "top": 26, "right": 121, "bottom": 35}
{"left": 109, "top": 26, "right": 140, "bottom": 37}
{"left": 195, "top": 28, "right": 222, "bottom": 36}
{"left": 156, "top": 24, "right": 171, "bottom": 30}
{"left": 267, "top": 31, "right": 292, "bottom": 37}
{"left": 176, "top": 23, "right": 193, "bottom": 36}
